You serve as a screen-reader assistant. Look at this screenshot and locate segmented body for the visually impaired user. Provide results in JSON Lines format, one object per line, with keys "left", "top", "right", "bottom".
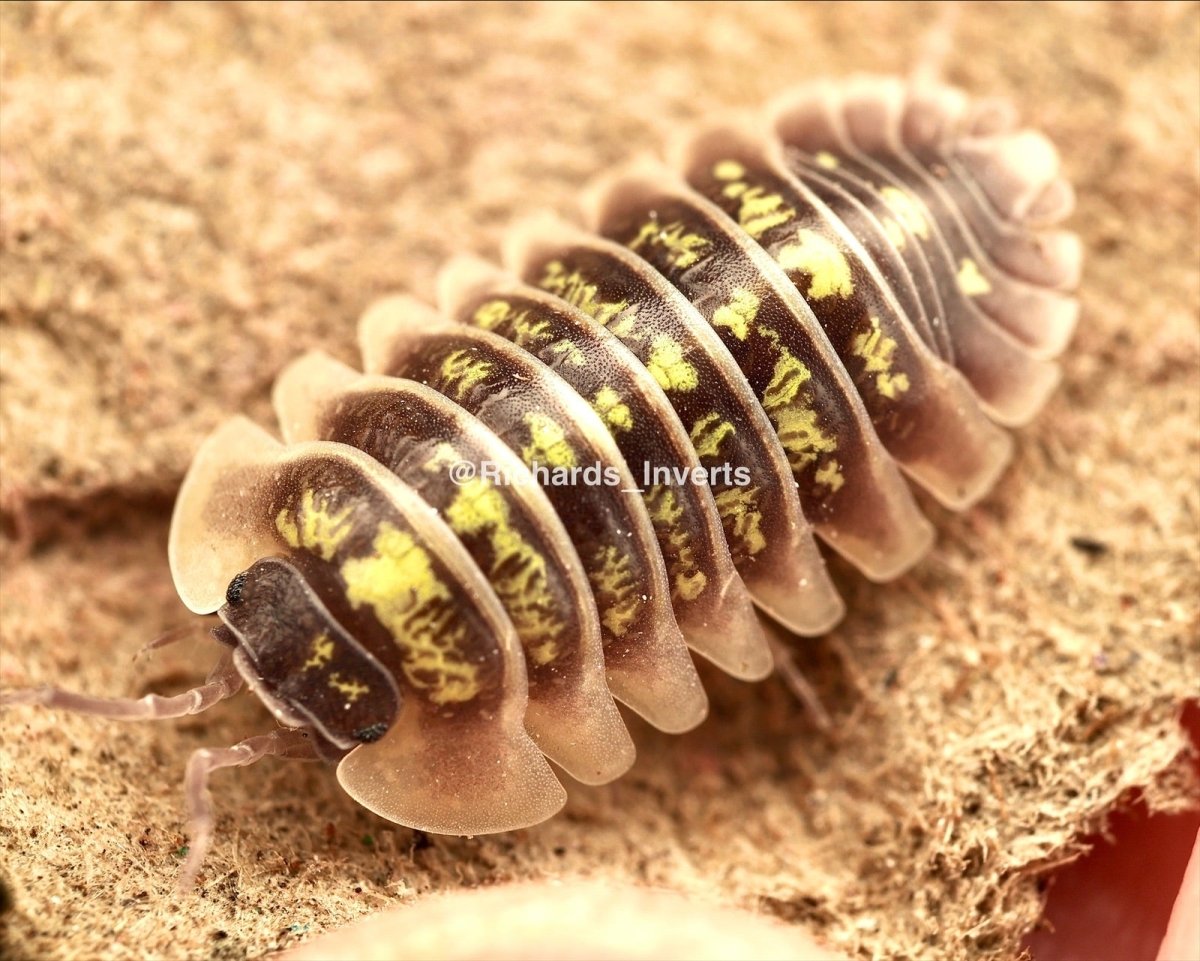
{"left": 168, "top": 77, "right": 1080, "bottom": 835}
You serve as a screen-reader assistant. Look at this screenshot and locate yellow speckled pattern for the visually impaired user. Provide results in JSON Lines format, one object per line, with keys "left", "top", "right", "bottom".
{"left": 540, "top": 260, "right": 630, "bottom": 327}
{"left": 644, "top": 484, "right": 707, "bottom": 602}
{"left": 878, "top": 186, "right": 930, "bottom": 240}
{"left": 713, "top": 159, "right": 796, "bottom": 239}
{"left": 440, "top": 469, "right": 563, "bottom": 659}
{"left": 645, "top": 335, "right": 699, "bottom": 392}
{"left": 302, "top": 633, "right": 335, "bottom": 671}
{"left": 712, "top": 486, "right": 767, "bottom": 556}
{"left": 776, "top": 229, "right": 855, "bottom": 300}
{"left": 588, "top": 543, "right": 640, "bottom": 638}
{"left": 689, "top": 412, "right": 736, "bottom": 459}
{"left": 711, "top": 287, "right": 761, "bottom": 341}
{"left": 591, "top": 386, "right": 634, "bottom": 433}
{"left": 472, "top": 299, "right": 515, "bottom": 330}
{"left": 956, "top": 257, "right": 992, "bottom": 296}
{"left": 522, "top": 412, "right": 578, "bottom": 469}
{"left": 342, "top": 522, "right": 481, "bottom": 705}
{"left": 327, "top": 672, "right": 370, "bottom": 703}
{"left": 758, "top": 335, "right": 840, "bottom": 480}
{"left": 630, "top": 220, "right": 710, "bottom": 269}
{"left": 851, "top": 316, "right": 911, "bottom": 400}
{"left": 439, "top": 348, "right": 494, "bottom": 400}
{"left": 275, "top": 488, "right": 355, "bottom": 561}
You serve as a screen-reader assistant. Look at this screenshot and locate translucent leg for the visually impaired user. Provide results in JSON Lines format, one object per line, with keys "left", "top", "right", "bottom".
{"left": 133, "top": 621, "right": 215, "bottom": 662}
{"left": 181, "top": 728, "right": 319, "bottom": 890}
{"left": 0, "top": 650, "right": 243, "bottom": 720}
{"left": 767, "top": 635, "right": 834, "bottom": 734}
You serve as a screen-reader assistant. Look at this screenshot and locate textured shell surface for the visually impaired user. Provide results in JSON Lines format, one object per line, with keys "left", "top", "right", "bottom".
{"left": 161, "top": 73, "right": 1081, "bottom": 839}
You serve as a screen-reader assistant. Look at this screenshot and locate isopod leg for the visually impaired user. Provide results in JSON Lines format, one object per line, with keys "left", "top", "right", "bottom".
{"left": 759, "top": 619, "right": 834, "bottom": 733}
{"left": 180, "top": 728, "right": 319, "bottom": 891}
{"left": 0, "top": 650, "right": 243, "bottom": 721}
{"left": 134, "top": 621, "right": 213, "bottom": 661}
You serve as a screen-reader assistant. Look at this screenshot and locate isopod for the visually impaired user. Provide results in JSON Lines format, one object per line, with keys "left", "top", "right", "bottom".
{"left": 1, "top": 75, "right": 1081, "bottom": 885}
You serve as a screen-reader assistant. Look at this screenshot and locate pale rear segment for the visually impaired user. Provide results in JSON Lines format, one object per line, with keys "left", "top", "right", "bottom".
{"left": 152, "top": 75, "right": 1078, "bottom": 847}
{"left": 769, "top": 79, "right": 1074, "bottom": 426}
{"left": 678, "top": 126, "right": 1014, "bottom": 511}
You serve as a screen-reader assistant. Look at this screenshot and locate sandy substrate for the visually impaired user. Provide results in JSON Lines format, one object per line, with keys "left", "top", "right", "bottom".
{"left": 1, "top": 2, "right": 1198, "bottom": 959}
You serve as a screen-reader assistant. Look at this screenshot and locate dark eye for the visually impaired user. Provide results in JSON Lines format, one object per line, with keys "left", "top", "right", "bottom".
{"left": 225, "top": 572, "right": 249, "bottom": 606}
{"left": 352, "top": 722, "right": 390, "bottom": 744}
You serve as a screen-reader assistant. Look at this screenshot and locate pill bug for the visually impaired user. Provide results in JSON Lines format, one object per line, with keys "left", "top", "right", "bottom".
{"left": 2, "top": 75, "right": 1081, "bottom": 884}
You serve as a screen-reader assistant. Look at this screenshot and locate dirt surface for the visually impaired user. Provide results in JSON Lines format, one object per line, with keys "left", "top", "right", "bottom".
{"left": 1, "top": 2, "right": 1198, "bottom": 959}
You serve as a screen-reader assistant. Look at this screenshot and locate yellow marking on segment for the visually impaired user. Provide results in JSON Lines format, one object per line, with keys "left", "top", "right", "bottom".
{"left": 712, "top": 160, "right": 795, "bottom": 238}
{"left": 303, "top": 633, "right": 335, "bottom": 672}
{"left": 505, "top": 591, "right": 561, "bottom": 662}
{"left": 674, "top": 568, "right": 707, "bottom": 601}
{"left": 478, "top": 296, "right": 587, "bottom": 368}
{"left": 738, "top": 189, "right": 795, "bottom": 238}
{"left": 539, "top": 261, "right": 630, "bottom": 328}
{"left": 645, "top": 335, "right": 698, "bottom": 392}
{"left": 439, "top": 349, "right": 493, "bottom": 400}
{"left": 522, "top": 413, "right": 577, "bottom": 468}
{"left": 341, "top": 523, "right": 481, "bottom": 704}
{"left": 882, "top": 216, "right": 907, "bottom": 251}
{"left": 545, "top": 338, "right": 586, "bottom": 367}
{"left": 443, "top": 476, "right": 562, "bottom": 658}
{"left": 443, "top": 476, "right": 509, "bottom": 535}
{"left": 852, "top": 316, "right": 911, "bottom": 400}
{"left": 644, "top": 484, "right": 707, "bottom": 602}
{"left": 471, "top": 298, "right": 553, "bottom": 350}
{"left": 713, "top": 160, "right": 746, "bottom": 181}
{"left": 711, "top": 286, "right": 760, "bottom": 341}
{"left": 815, "top": 151, "right": 840, "bottom": 170}
{"left": 689, "top": 412, "right": 736, "bottom": 459}
{"left": 777, "top": 229, "right": 854, "bottom": 299}
{"left": 956, "top": 257, "right": 992, "bottom": 296}
{"left": 328, "top": 672, "right": 370, "bottom": 704}
{"left": 591, "top": 386, "right": 633, "bottom": 433}
{"left": 761, "top": 347, "right": 812, "bottom": 410}
{"left": 645, "top": 484, "right": 683, "bottom": 528}
{"left": 758, "top": 339, "right": 839, "bottom": 473}
{"left": 630, "top": 220, "right": 710, "bottom": 270}
{"left": 275, "top": 489, "right": 354, "bottom": 561}
{"left": 713, "top": 486, "right": 766, "bottom": 556}
{"left": 472, "top": 299, "right": 513, "bottom": 330}
{"left": 603, "top": 311, "right": 640, "bottom": 340}
{"left": 589, "top": 544, "right": 640, "bottom": 638}
{"left": 423, "top": 443, "right": 461, "bottom": 473}
{"left": 772, "top": 407, "right": 839, "bottom": 473}
{"left": 814, "top": 459, "right": 845, "bottom": 493}
{"left": 511, "top": 313, "right": 552, "bottom": 345}
{"left": 879, "top": 186, "right": 929, "bottom": 240}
